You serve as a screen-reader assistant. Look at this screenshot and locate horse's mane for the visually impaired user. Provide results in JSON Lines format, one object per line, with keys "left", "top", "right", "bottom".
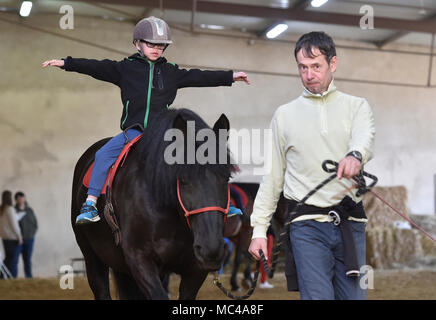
{"left": 134, "top": 108, "right": 237, "bottom": 209}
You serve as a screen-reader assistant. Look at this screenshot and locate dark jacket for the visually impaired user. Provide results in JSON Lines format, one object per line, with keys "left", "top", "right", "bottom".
{"left": 61, "top": 54, "right": 234, "bottom": 130}
{"left": 15, "top": 205, "right": 38, "bottom": 240}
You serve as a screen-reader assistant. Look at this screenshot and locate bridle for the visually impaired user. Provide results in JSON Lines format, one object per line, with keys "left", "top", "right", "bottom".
{"left": 176, "top": 178, "right": 230, "bottom": 229}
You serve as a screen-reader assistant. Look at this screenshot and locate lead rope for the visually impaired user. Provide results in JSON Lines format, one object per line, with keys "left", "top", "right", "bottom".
{"left": 213, "top": 168, "right": 339, "bottom": 299}
{"left": 213, "top": 160, "right": 382, "bottom": 299}
{"left": 259, "top": 161, "right": 436, "bottom": 280}
{"left": 262, "top": 160, "right": 378, "bottom": 279}
{"left": 260, "top": 172, "right": 339, "bottom": 279}
{"left": 369, "top": 190, "right": 436, "bottom": 244}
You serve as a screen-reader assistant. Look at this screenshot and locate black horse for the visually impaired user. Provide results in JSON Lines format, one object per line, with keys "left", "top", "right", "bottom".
{"left": 71, "top": 108, "right": 237, "bottom": 299}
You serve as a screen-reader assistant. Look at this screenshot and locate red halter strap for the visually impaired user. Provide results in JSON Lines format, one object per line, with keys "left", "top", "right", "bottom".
{"left": 177, "top": 178, "right": 230, "bottom": 229}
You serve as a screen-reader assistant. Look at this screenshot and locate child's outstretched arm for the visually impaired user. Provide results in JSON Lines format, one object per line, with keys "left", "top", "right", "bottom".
{"left": 42, "top": 57, "right": 121, "bottom": 86}
{"left": 42, "top": 59, "right": 64, "bottom": 68}
{"left": 174, "top": 65, "right": 250, "bottom": 88}
{"left": 233, "top": 71, "right": 250, "bottom": 85}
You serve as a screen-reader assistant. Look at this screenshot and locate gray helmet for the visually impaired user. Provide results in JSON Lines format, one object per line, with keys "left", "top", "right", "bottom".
{"left": 133, "top": 16, "right": 172, "bottom": 44}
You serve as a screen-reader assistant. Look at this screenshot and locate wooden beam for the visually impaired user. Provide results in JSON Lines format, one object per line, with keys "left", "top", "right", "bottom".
{"left": 76, "top": 0, "right": 436, "bottom": 34}
{"left": 292, "top": 0, "right": 311, "bottom": 10}
{"left": 376, "top": 13, "right": 436, "bottom": 48}
{"left": 374, "top": 31, "right": 408, "bottom": 48}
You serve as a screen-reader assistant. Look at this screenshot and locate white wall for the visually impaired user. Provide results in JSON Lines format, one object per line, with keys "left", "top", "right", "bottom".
{"left": 0, "top": 12, "right": 435, "bottom": 277}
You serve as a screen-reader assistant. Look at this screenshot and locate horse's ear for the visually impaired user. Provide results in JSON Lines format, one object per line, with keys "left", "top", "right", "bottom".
{"left": 213, "top": 113, "right": 230, "bottom": 136}
{"left": 173, "top": 114, "right": 188, "bottom": 136}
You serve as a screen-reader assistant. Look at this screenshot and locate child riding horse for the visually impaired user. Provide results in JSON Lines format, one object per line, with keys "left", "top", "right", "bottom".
{"left": 43, "top": 16, "right": 249, "bottom": 224}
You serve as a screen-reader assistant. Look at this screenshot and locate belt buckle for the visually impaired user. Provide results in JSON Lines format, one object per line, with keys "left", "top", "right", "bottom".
{"left": 328, "top": 210, "right": 341, "bottom": 226}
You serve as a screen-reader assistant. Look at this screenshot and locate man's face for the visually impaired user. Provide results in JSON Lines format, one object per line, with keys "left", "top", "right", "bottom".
{"left": 135, "top": 41, "right": 165, "bottom": 61}
{"left": 296, "top": 47, "right": 337, "bottom": 94}
{"left": 16, "top": 196, "right": 25, "bottom": 207}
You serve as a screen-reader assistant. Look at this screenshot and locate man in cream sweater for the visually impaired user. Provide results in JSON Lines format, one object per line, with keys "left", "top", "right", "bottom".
{"left": 248, "top": 32, "right": 375, "bottom": 300}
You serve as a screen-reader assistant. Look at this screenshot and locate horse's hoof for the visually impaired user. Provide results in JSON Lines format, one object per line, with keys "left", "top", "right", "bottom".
{"left": 241, "top": 279, "right": 252, "bottom": 289}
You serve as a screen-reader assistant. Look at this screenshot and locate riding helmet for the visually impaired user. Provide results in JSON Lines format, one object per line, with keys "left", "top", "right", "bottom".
{"left": 133, "top": 16, "right": 173, "bottom": 45}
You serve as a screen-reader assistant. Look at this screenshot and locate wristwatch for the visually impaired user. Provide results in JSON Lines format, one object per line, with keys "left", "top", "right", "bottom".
{"left": 346, "top": 150, "right": 363, "bottom": 163}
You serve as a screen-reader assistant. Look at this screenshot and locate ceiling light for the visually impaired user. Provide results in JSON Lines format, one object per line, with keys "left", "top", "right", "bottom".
{"left": 199, "top": 24, "right": 225, "bottom": 30}
{"left": 19, "top": 1, "right": 32, "bottom": 17}
{"left": 272, "top": 0, "right": 289, "bottom": 8}
{"left": 311, "top": 0, "right": 328, "bottom": 8}
{"left": 266, "top": 23, "right": 288, "bottom": 39}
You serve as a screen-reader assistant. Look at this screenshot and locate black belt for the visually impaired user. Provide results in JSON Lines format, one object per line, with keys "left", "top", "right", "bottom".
{"left": 284, "top": 196, "right": 366, "bottom": 291}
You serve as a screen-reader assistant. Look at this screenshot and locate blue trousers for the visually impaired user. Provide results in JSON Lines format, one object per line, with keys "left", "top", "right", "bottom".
{"left": 88, "top": 129, "right": 142, "bottom": 197}
{"left": 2, "top": 240, "right": 21, "bottom": 278}
{"left": 19, "top": 238, "right": 35, "bottom": 278}
{"left": 290, "top": 220, "right": 367, "bottom": 300}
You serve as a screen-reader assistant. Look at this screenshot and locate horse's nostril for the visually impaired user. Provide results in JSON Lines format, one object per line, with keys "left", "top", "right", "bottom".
{"left": 194, "top": 241, "right": 226, "bottom": 263}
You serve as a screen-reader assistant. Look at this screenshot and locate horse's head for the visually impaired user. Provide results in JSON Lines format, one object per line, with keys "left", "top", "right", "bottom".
{"left": 172, "top": 112, "right": 235, "bottom": 271}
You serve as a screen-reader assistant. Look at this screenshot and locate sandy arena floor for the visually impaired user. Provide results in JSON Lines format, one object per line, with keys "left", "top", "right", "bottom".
{"left": 0, "top": 269, "right": 436, "bottom": 300}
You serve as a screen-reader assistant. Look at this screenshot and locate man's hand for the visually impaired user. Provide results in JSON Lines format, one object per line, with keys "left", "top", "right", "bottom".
{"left": 337, "top": 156, "right": 361, "bottom": 179}
{"left": 42, "top": 59, "right": 64, "bottom": 68}
{"left": 233, "top": 71, "right": 250, "bottom": 84}
{"left": 248, "top": 237, "right": 268, "bottom": 261}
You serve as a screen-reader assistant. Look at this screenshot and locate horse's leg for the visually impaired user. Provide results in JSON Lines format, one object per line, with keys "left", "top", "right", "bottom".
{"left": 161, "top": 273, "right": 171, "bottom": 298}
{"left": 112, "top": 271, "right": 146, "bottom": 300}
{"left": 123, "top": 252, "right": 169, "bottom": 300}
{"left": 230, "top": 244, "right": 242, "bottom": 291}
{"left": 74, "top": 230, "right": 111, "bottom": 300}
{"left": 178, "top": 270, "right": 208, "bottom": 300}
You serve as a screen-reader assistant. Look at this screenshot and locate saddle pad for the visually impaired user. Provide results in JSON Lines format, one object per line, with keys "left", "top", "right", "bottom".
{"left": 83, "top": 134, "right": 143, "bottom": 194}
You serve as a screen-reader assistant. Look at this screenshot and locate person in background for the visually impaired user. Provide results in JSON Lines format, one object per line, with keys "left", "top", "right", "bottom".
{"left": 0, "top": 190, "right": 23, "bottom": 278}
{"left": 15, "top": 191, "right": 38, "bottom": 278}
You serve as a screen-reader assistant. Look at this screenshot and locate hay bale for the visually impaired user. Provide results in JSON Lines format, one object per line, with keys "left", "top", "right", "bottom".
{"left": 408, "top": 215, "right": 436, "bottom": 258}
{"left": 366, "top": 228, "right": 424, "bottom": 269}
{"left": 362, "top": 186, "right": 410, "bottom": 230}
{"left": 420, "top": 235, "right": 436, "bottom": 257}
{"left": 410, "top": 214, "right": 436, "bottom": 238}
{"left": 362, "top": 186, "right": 436, "bottom": 269}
